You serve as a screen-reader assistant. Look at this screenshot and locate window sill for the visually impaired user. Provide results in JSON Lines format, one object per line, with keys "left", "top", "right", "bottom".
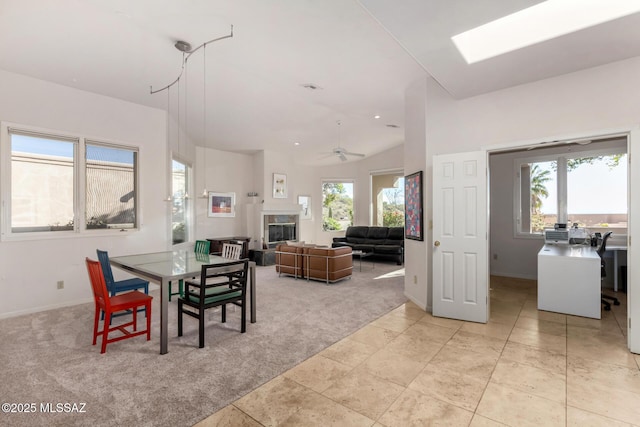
{"left": 0, "top": 228, "right": 138, "bottom": 242}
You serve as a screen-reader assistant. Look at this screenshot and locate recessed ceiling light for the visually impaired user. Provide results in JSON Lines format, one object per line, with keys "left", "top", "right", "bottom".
{"left": 294, "top": 142, "right": 300, "bottom": 146}
{"left": 452, "top": 0, "right": 640, "bottom": 64}
{"left": 374, "top": 115, "right": 381, "bottom": 119}
{"left": 115, "top": 10, "right": 132, "bottom": 19}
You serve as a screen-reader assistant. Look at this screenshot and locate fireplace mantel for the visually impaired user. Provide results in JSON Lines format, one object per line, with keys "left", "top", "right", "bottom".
{"left": 246, "top": 203, "right": 303, "bottom": 250}
{"left": 259, "top": 203, "right": 302, "bottom": 214}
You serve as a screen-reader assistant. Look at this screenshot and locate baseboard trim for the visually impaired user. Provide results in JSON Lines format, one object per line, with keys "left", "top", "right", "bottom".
{"left": 490, "top": 271, "right": 537, "bottom": 281}
{"left": 404, "top": 292, "right": 428, "bottom": 312}
{"left": 0, "top": 297, "right": 94, "bottom": 320}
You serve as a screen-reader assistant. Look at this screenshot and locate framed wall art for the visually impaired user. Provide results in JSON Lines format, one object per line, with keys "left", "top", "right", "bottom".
{"left": 298, "top": 195, "right": 312, "bottom": 220}
{"left": 208, "top": 192, "right": 235, "bottom": 217}
{"left": 273, "top": 173, "right": 287, "bottom": 198}
{"left": 404, "top": 171, "right": 423, "bottom": 240}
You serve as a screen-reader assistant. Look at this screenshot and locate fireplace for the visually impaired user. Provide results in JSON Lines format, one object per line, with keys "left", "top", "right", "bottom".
{"left": 246, "top": 202, "right": 303, "bottom": 250}
{"left": 264, "top": 214, "right": 298, "bottom": 246}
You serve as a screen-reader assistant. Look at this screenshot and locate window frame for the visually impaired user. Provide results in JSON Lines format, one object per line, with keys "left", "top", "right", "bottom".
{"left": 513, "top": 144, "right": 627, "bottom": 239}
{"left": 84, "top": 139, "right": 139, "bottom": 232}
{"left": 321, "top": 179, "right": 355, "bottom": 233}
{"left": 370, "top": 169, "right": 405, "bottom": 227}
{"left": 170, "top": 154, "right": 193, "bottom": 246}
{"left": 1, "top": 122, "right": 141, "bottom": 241}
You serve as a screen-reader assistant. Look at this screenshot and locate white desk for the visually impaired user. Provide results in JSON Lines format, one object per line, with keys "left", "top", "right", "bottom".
{"left": 537, "top": 244, "right": 601, "bottom": 319}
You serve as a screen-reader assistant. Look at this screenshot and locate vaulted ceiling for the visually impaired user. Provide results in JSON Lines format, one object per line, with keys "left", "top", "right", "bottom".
{"left": 2, "top": 0, "right": 639, "bottom": 165}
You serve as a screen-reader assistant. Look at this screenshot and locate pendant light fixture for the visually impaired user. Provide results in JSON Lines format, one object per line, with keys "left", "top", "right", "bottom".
{"left": 200, "top": 43, "right": 209, "bottom": 198}
{"left": 150, "top": 27, "right": 234, "bottom": 201}
{"left": 182, "top": 56, "right": 189, "bottom": 201}
{"left": 164, "top": 83, "right": 173, "bottom": 202}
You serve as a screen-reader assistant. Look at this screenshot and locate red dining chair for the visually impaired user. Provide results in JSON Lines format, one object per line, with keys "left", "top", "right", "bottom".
{"left": 86, "top": 258, "right": 153, "bottom": 354}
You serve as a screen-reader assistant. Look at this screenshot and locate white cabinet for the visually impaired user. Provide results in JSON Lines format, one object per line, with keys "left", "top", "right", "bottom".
{"left": 537, "top": 244, "right": 601, "bottom": 319}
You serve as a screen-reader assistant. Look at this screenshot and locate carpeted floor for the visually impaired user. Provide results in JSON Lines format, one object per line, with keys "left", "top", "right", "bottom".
{"left": 0, "top": 260, "right": 406, "bottom": 427}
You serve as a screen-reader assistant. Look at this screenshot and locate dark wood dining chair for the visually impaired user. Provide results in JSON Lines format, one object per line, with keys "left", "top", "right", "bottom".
{"left": 86, "top": 258, "right": 153, "bottom": 354}
{"left": 178, "top": 259, "right": 248, "bottom": 348}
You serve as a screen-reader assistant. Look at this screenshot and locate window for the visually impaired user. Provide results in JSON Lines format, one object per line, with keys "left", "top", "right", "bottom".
{"left": 371, "top": 171, "right": 404, "bottom": 227}
{"left": 86, "top": 142, "right": 137, "bottom": 230}
{"left": 2, "top": 125, "right": 139, "bottom": 238}
{"left": 517, "top": 160, "right": 557, "bottom": 234}
{"left": 566, "top": 154, "right": 627, "bottom": 231}
{"left": 322, "top": 181, "right": 353, "bottom": 231}
{"left": 516, "top": 146, "right": 627, "bottom": 236}
{"left": 171, "top": 158, "right": 192, "bottom": 244}
{"left": 10, "top": 132, "right": 76, "bottom": 233}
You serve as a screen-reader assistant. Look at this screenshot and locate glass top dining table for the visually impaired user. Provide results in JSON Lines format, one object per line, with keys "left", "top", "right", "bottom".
{"left": 110, "top": 250, "right": 256, "bottom": 354}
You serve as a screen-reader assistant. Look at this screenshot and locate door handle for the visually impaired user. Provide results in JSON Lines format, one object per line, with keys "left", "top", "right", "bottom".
{"left": 434, "top": 241, "right": 440, "bottom": 247}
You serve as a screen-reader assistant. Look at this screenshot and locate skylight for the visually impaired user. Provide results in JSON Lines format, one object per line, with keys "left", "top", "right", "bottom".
{"left": 452, "top": 0, "right": 640, "bottom": 64}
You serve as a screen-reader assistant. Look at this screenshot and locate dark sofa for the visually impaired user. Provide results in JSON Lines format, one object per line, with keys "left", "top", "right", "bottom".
{"left": 332, "top": 226, "right": 404, "bottom": 265}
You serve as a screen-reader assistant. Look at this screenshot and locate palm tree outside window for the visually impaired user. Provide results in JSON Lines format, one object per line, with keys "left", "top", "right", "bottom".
{"left": 516, "top": 150, "right": 626, "bottom": 236}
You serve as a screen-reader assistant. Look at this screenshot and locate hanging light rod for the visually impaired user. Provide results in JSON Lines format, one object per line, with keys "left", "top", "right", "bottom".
{"left": 150, "top": 25, "right": 234, "bottom": 95}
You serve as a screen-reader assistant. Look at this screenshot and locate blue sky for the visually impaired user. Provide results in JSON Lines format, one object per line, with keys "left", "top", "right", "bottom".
{"left": 12, "top": 134, "right": 134, "bottom": 164}
{"left": 538, "top": 155, "right": 627, "bottom": 214}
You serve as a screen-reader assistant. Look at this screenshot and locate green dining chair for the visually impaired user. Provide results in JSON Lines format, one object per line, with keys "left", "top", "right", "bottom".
{"left": 169, "top": 240, "right": 211, "bottom": 301}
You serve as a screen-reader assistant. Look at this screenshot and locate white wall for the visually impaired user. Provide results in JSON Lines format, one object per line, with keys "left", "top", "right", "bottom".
{"left": 488, "top": 152, "right": 543, "bottom": 280}
{"left": 426, "top": 58, "right": 640, "bottom": 152}
{"left": 411, "top": 56, "right": 640, "bottom": 350}
{"left": 0, "top": 70, "right": 167, "bottom": 318}
{"left": 404, "top": 76, "right": 429, "bottom": 310}
{"left": 194, "top": 146, "right": 255, "bottom": 241}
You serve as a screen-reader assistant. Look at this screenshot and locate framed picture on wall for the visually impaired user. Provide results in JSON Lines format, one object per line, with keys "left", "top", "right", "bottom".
{"left": 273, "top": 173, "right": 287, "bottom": 198}
{"left": 208, "top": 192, "right": 235, "bottom": 217}
{"left": 404, "top": 171, "right": 423, "bottom": 240}
{"left": 298, "top": 195, "right": 311, "bottom": 220}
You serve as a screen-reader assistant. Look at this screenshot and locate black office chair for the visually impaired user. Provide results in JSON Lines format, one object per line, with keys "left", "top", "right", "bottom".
{"left": 597, "top": 231, "right": 621, "bottom": 311}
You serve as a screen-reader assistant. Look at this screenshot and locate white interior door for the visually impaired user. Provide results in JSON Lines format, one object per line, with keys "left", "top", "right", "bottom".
{"left": 628, "top": 129, "right": 639, "bottom": 353}
{"left": 432, "top": 151, "right": 488, "bottom": 323}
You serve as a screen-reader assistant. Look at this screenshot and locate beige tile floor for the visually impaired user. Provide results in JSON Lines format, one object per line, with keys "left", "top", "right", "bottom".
{"left": 196, "top": 276, "right": 640, "bottom": 426}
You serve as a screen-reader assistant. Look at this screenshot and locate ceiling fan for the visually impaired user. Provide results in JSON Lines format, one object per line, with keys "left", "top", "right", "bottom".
{"left": 331, "top": 147, "right": 365, "bottom": 161}
{"left": 322, "top": 120, "right": 365, "bottom": 161}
